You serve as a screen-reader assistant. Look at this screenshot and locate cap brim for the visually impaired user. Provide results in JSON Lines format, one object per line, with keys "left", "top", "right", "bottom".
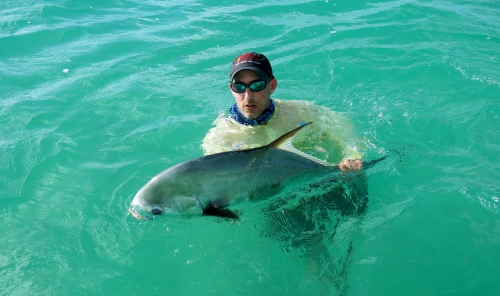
{"left": 230, "top": 67, "right": 270, "bottom": 81}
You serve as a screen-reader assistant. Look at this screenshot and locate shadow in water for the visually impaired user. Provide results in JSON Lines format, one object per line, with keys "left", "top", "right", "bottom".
{"left": 259, "top": 172, "right": 369, "bottom": 295}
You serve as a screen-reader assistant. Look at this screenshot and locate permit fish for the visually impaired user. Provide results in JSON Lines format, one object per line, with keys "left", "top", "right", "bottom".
{"left": 129, "top": 122, "right": 385, "bottom": 220}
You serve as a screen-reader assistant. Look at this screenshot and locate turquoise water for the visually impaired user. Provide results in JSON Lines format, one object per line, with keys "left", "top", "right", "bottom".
{"left": 1, "top": 0, "right": 500, "bottom": 295}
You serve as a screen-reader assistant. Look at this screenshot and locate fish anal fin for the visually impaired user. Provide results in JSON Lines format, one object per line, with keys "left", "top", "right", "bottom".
{"left": 202, "top": 201, "right": 239, "bottom": 219}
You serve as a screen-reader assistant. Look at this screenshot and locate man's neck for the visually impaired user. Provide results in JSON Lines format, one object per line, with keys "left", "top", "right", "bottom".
{"left": 229, "top": 99, "right": 275, "bottom": 126}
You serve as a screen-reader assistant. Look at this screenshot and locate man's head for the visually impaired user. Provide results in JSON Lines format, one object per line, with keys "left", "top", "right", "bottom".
{"left": 229, "top": 52, "right": 278, "bottom": 120}
{"left": 230, "top": 52, "right": 273, "bottom": 81}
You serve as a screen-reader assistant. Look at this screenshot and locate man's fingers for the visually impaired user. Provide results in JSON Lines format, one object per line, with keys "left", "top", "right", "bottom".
{"left": 339, "top": 159, "right": 363, "bottom": 172}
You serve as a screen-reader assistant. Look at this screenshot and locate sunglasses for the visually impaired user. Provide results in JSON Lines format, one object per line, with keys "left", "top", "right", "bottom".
{"left": 230, "top": 77, "right": 274, "bottom": 93}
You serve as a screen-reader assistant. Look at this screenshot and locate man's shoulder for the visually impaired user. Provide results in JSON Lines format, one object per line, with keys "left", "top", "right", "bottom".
{"left": 275, "top": 99, "right": 332, "bottom": 117}
{"left": 277, "top": 99, "right": 340, "bottom": 115}
{"left": 275, "top": 99, "right": 313, "bottom": 107}
{"left": 275, "top": 99, "right": 328, "bottom": 112}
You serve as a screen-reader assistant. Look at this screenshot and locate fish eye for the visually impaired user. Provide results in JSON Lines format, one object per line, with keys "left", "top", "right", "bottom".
{"left": 151, "top": 205, "right": 164, "bottom": 215}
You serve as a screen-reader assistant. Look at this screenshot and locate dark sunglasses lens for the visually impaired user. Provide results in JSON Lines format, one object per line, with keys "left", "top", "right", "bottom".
{"left": 249, "top": 80, "right": 267, "bottom": 92}
{"left": 231, "top": 83, "right": 246, "bottom": 93}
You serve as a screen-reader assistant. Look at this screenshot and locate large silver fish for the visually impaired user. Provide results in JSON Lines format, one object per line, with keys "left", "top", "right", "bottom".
{"left": 129, "top": 123, "right": 384, "bottom": 220}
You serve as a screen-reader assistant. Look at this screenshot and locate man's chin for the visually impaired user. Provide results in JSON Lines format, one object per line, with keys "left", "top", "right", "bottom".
{"left": 243, "top": 112, "right": 259, "bottom": 120}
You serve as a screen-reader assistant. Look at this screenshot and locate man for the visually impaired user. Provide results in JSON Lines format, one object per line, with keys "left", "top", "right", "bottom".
{"left": 202, "top": 52, "right": 367, "bottom": 289}
{"left": 202, "top": 52, "right": 363, "bottom": 171}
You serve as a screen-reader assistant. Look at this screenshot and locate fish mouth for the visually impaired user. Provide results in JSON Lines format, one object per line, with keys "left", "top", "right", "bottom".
{"left": 128, "top": 204, "right": 164, "bottom": 220}
{"left": 128, "top": 206, "right": 153, "bottom": 220}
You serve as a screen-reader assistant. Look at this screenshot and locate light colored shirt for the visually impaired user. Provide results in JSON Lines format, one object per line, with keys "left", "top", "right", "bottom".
{"left": 202, "top": 99, "right": 363, "bottom": 164}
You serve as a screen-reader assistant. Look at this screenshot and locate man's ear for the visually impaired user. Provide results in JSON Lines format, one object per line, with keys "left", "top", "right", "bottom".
{"left": 269, "top": 78, "right": 278, "bottom": 94}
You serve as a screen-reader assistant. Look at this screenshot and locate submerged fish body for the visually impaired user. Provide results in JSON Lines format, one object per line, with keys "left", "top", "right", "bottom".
{"left": 130, "top": 123, "right": 337, "bottom": 220}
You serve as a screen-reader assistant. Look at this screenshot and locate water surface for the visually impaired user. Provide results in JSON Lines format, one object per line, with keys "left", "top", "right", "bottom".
{"left": 1, "top": 0, "right": 499, "bottom": 295}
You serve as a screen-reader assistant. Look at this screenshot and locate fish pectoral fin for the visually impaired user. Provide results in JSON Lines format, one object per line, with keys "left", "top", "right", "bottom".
{"left": 202, "top": 201, "right": 239, "bottom": 219}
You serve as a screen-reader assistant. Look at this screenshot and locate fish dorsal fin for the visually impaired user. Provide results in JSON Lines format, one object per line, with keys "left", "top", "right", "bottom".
{"left": 268, "top": 122, "right": 333, "bottom": 167}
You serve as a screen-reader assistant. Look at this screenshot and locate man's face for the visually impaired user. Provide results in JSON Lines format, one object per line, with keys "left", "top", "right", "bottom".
{"left": 229, "top": 70, "right": 277, "bottom": 120}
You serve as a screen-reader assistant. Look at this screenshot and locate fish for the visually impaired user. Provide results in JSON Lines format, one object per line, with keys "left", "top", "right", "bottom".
{"left": 129, "top": 122, "right": 386, "bottom": 221}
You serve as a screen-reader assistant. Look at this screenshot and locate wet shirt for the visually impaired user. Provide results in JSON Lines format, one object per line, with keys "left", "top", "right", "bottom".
{"left": 202, "top": 99, "right": 363, "bottom": 164}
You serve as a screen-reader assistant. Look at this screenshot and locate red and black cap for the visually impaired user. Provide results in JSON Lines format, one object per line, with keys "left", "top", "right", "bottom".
{"left": 230, "top": 52, "right": 273, "bottom": 81}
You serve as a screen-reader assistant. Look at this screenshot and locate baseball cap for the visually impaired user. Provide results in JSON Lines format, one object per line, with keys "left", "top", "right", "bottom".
{"left": 230, "top": 52, "right": 273, "bottom": 81}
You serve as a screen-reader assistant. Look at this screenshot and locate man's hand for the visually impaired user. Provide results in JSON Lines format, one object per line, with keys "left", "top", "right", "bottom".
{"left": 338, "top": 159, "right": 363, "bottom": 172}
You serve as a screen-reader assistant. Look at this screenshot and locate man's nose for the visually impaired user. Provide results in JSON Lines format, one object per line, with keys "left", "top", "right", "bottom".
{"left": 244, "top": 87, "right": 252, "bottom": 99}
